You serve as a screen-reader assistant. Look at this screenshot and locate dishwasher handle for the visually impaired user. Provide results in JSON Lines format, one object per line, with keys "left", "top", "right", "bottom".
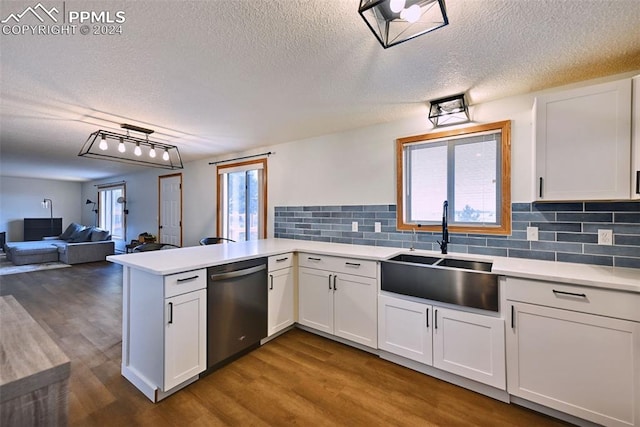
{"left": 209, "top": 264, "right": 266, "bottom": 281}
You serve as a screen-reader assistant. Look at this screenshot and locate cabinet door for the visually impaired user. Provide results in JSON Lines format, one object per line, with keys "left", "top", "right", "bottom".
{"left": 535, "top": 78, "right": 632, "bottom": 200}
{"left": 164, "top": 289, "right": 206, "bottom": 391}
{"left": 507, "top": 302, "right": 640, "bottom": 427}
{"left": 298, "top": 267, "right": 333, "bottom": 334}
{"left": 268, "top": 267, "right": 294, "bottom": 336}
{"left": 378, "top": 294, "right": 432, "bottom": 365}
{"left": 433, "top": 307, "right": 505, "bottom": 390}
{"left": 333, "top": 273, "right": 378, "bottom": 348}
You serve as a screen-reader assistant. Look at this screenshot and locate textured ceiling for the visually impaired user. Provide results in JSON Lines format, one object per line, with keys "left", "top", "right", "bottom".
{"left": 1, "top": 0, "right": 640, "bottom": 181}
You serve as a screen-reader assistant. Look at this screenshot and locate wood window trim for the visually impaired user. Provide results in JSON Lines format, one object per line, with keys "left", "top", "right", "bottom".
{"left": 216, "top": 158, "right": 268, "bottom": 239}
{"left": 396, "top": 120, "right": 511, "bottom": 235}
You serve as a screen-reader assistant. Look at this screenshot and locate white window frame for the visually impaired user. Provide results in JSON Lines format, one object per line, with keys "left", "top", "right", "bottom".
{"left": 98, "top": 183, "right": 126, "bottom": 241}
{"left": 396, "top": 121, "right": 511, "bottom": 235}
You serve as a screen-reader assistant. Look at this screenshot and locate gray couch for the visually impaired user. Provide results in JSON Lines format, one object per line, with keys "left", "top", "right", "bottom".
{"left": 4, "top": 223, "right": 115, "bottom": 265}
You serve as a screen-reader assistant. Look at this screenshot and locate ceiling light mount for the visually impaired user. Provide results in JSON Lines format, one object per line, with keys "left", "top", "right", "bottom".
{"left": 428, "top": 93, "right": 470, "bottom": 127}
{"left": 358, "top": 0, "right": 449, "bottom": 48}
{"left": 78, "top": 125, "right": 183, "bottom": 170}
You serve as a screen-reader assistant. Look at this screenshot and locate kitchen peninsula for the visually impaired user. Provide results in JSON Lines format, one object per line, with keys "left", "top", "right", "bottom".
{"left": 108, "top": 238, "right": 640, "bottom": 427}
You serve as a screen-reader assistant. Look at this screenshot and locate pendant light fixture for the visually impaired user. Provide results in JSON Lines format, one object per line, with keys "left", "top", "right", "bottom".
{"left": 358, "top": 0, "right": 449, "bottom": 48}
{"left": 78, "top": 123, "right": 183, "bottom": 170}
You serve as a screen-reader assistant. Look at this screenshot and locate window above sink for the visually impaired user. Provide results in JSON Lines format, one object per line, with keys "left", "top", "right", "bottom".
{"left": 396, "top": 120, "right": 512, "bottom": 236}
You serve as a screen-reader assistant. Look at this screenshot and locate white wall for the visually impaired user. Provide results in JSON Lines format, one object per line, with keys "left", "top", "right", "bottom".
{"left": 0, "top": 176, "right": 82, "bottom": 241}
{"left": 77, "top": 71, "right": 637, "bottom": 246}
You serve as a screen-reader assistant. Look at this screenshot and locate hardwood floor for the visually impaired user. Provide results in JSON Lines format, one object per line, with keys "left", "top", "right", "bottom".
{"left": 0, "top": 262, "right": 569, "bottom": 426}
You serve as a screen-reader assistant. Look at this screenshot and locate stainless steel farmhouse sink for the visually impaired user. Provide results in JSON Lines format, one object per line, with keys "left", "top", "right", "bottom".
{"left": 381, "top": 254, "right": 499, "bottom": 312}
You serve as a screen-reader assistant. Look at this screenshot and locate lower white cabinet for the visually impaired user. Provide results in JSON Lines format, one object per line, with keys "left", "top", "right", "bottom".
{"left": 506, "top": 277, "right": 640, "bottom": 427}
{"left": 122, "top": 267, "right": 207, "bottom": 402}
{"left": 298, "top": 254, "right": 377, "bottom": 348}
{"left": 267, "top": 253, "right": 295, "bottom": 336}
{"left": 378, "top": 293, "right": 506, "bottom": 389}
{"left": 164, "top": 288, "right": 206, "bottom": 390}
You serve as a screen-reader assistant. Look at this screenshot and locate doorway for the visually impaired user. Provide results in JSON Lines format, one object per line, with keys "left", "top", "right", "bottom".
{"left": 159, "top": 173, "right": 182, "bottom": 246}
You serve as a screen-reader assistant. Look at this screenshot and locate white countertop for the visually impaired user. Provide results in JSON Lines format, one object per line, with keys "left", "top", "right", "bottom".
{"left": 107, "top": 238, "right": 640, "bottom": 293}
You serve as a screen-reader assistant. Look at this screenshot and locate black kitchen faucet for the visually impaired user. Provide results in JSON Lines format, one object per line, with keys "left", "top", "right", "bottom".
{"left": 437, "top": 200, "right": 449, "bottom": 254}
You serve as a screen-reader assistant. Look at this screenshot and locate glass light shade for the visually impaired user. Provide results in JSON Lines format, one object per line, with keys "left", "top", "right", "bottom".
{"left": 149, "top": 145, "right": 156, "bottom": 158}
{"left": 134, "top": 142, "right": 142, "bottom": 156}
{"left": 428, "top": 94, "right": 470, "bottom": 127}
{"left": 358, "top": 0, "right": 448, "bottom": 48}
{"left": 162, "top": 149, "right": 170, "bottom": 161}
{"left": 118, "top": 138, "right": 126, "bottom": 153}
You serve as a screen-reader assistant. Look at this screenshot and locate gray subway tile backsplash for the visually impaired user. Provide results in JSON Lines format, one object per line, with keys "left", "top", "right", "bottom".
{"left": 274, "top": 202, "right": 640, "bottom": 269}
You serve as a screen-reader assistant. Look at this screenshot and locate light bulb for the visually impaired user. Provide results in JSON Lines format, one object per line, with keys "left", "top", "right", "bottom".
{"left": 389, "top": 0, "right": 405, "bottom": 13}
{"left": 149, "top": 145, "right": 156, "bottom": 158}
{"left": 118, "top": 138, "right": 125, "bottom": 153}
{"left": 134, "top": 142, "right": 142, "bottom": 156}
{"left": 162, "top": 149, "right": 169, "bottom": 161}
{"left": 401, "top": 4, "right": 421, "bottom": 23}
{"left": 99, "top": 134, "right": 108, "bottom": 150}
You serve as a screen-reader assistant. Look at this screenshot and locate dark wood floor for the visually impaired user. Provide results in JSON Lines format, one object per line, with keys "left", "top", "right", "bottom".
{"left": 0, "top": 262, "right": 569, "bottom": 426}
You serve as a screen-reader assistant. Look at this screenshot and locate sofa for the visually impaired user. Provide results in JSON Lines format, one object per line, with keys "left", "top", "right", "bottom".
{"left": 3, "top": 223, "right": 115, "bottom": 265}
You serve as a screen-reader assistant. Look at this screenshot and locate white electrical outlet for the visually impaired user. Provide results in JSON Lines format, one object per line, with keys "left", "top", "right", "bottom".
{"left": 374, "top": 222, "right": 382, "bottom": 233}
{"left": 526, "top": 226, "right": 538, "bottom": 241}
{"left": 352, "top": 221, "right": 358, "bottom": 232}
{"left": 598, "top": 229, "right": 613, "bottom": 245}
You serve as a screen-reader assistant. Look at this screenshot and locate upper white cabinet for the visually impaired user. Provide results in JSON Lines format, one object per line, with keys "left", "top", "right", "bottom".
{"left": 298, "top": 253, "right": 378, "bottom": 349}
{"left": 535, "top": 78, "right": 633, "bottom": 200}
{"left": 633, "top": 75, "right": 640, "bottom": 200}
{"left": 267, "top": 253, "right": 295, "bottom": 337}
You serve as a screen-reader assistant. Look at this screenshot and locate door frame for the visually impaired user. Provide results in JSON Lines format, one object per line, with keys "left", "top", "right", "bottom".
{"left": 158, "top": 173, "right": 183, "bottom": 246}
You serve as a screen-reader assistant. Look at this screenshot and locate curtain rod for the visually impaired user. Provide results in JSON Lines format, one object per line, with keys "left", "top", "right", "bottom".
{"left": 209, "top": 151, "right": 274, "bottom": 166}
{"left": 94, "top": 180, "right": 126, "bottom": 188}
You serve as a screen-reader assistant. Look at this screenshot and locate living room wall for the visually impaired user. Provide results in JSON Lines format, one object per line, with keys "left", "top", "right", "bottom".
{"left": 0, "top": 176, "right": 82, "bottom": 241}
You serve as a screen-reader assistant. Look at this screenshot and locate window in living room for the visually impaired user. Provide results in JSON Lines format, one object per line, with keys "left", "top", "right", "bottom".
{"left": 98, "top": 184, "right": 126, "bottom": 241}
{"left": 217, "top": 158, "right": 267, "bottom": 241}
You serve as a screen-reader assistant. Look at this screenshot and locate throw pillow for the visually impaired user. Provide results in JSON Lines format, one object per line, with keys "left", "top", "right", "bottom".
{"left": 68, "top": 227, "right": 92, "bottom": 243}
{"left": 60, "top": 223, "right": 83, "bottom": 240}
{"left": 90, "top": 228, "right": 111, "bottom": 242}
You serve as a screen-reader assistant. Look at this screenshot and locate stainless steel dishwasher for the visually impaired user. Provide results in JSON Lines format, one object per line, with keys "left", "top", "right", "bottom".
{"left": 205, "top": 257, "right": 267, "bottom": 374}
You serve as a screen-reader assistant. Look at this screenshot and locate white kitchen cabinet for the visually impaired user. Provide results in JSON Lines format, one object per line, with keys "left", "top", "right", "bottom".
{"left": 535, "top": 78, "right": 632, "bottom": 200}
{"left": 506, "top": 277, "right": 640, "bottom": 427}
{"left": 378, "top": 293, "right": 505, "bottom": 389}
{"left": 432, "top": 307, "right": 505, "bottom": 389}
{"left": 164, "top": 288, "right": 206, "bottom": 390}
{"left": 298, "top": 253, "right": 377, "bottom": 348}
{"left": 267, "top": 253, "right": 295, "bottom": 336}
{"left": 378, "top": 294, "right": 432, "bottom": 365}
{"left": 632, "top": 75, "right": 640, "bottom": 200}
{"left": 122, "top": 267, "right": 207, "bottom": 402}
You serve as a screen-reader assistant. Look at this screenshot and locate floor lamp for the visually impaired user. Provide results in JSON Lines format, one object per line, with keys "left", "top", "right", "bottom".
{"left": 42, "top": 198, "right": 53, "bottom": 236}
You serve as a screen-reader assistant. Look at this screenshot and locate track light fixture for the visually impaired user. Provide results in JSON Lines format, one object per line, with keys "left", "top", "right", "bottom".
{"left": 78, "top": 123, "right": 183, "bottom": 170}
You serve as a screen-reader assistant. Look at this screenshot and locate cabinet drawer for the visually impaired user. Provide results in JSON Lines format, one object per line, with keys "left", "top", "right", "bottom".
{"left": 298, "top": 253, "right": 377, "bottom": 278}
{"left": 268, "top": 253, "right": 294, "bottom": 271}
{"left": 505, "top": 277, "right": 640, "bottom": 322}
{"left": 164, "top": 269, "right": 206, "bottom": 298}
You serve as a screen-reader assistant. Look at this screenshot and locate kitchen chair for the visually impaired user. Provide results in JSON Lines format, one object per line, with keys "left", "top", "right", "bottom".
{"left": 199, "top": 237, "right": 235, "bottom": 245}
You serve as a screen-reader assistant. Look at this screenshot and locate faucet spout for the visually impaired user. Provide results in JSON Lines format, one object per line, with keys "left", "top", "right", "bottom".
{"left": 438, "top": 200, "right": 449, "bottom": 254}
